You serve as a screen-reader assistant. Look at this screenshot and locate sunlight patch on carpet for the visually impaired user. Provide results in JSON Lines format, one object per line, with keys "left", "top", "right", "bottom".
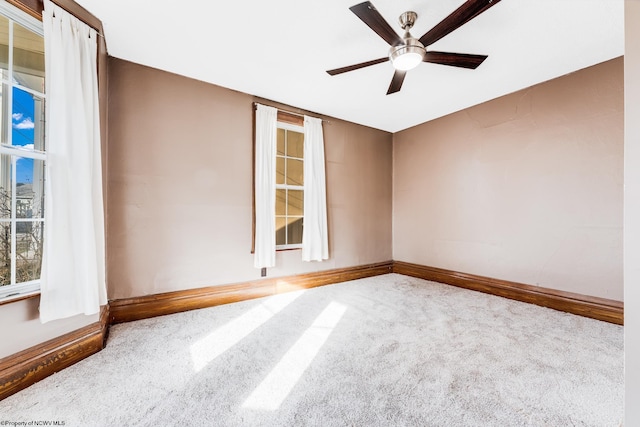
{"left": 190, "top": 290, "right": 305, "bottom": 372}
{"left": 242, "top": 301, "right": 347, "bottom": 411}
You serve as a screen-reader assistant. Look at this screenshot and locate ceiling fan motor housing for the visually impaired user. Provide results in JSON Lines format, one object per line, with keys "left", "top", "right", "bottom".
{"left": 389, "top": 11, "right": 425, "bottom": 71}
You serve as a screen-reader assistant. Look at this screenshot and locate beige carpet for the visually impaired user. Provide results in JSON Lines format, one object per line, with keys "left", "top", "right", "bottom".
{"left": 0, "top": 274, "right": 624, "bottom": 426}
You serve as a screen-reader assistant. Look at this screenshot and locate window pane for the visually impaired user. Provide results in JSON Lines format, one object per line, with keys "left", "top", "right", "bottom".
{"left": 0, "top": 222, "right": 10, "bottom": 286}
{"left": 275, "top": 189, "right": 285, "bottom": 216}
{"left": 287, "top": 217, "right": 303, "bottom": 245}
{"left": 0, "top": 84, "right": 6, "bottom": 147}
{"left": 12, "top": 87, "right": 43, "bottom": 150}
{"left": 16, "top": 220, "right": 42, "bottom": 282}
{"left": 286, "top": 158, "right": 303, "bottom": 186}
{"left": 287, "top": 189, "right": 303, "bottom": 216}
{"left": 287, "top": 131, "right": 304, "bottom": 158}
{"left": 277, "top": 128, "right": 285, "bottom": 155}
{"left": 276, "top": 157, "right": 284, "bottom": 185}
{"left": 0, "top": 154, "right": 11, "bottom": 219}
{"left": 13, "top": 22, "right": 45, "bottom": 93}
{"left": 275, "top": 217, "right": 286, "bottom": 246}
{"left": 16, "top": 157, "right": 44, "bottom": 219}
{"left": 0, "top": 15, "right": 8, "bottom": 75}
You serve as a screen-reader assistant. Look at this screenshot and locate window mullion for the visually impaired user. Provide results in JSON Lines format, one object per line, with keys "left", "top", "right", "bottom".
{"left": 8, "top": 20, "right": 13, "bottom": 148}
{"left": 0, "top": 146, "right": 46, "bottom": 160}
{"left": 13, "top": 84, "right": 45, "bottom": 100}
{"left": 10, "top": 157, "right": 16, "bottom": 286}
{"left": 8, "top": 21, "right": 16, "bottom": 287}
{"left": 284, "top": 131, "right": 288, "bottom": 245}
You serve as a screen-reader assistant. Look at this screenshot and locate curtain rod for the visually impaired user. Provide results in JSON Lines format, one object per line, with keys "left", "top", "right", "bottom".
{"left": 253, "top": 102, "right": 330, "bottom": 124}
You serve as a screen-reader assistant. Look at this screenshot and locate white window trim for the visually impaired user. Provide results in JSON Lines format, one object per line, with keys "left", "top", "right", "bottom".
{"left": 275, "top": 121, "right": 304, "bottom": 250}
{"left": 0, "top": 2, "right": 43, "bottom": 36}
{"left": 0, "top": 2, "right": 45, "bottom": 302}
{"left": 0, "top": 279, "right": 39, "bottom": 300}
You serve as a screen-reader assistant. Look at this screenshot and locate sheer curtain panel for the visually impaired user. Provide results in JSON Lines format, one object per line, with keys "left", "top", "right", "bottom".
{"left": 39, "top": 0, "right": 106, "bottom": 323}
{"left": 254, "top": 104, "right": 278, "bottom": 268}
{"left": 302, "top": 116, "right": 328, "bottom": 262}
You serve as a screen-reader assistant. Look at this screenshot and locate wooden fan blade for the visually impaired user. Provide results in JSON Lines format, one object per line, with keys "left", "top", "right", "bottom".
{"left": 350, "top": 1, "right": 404, "bottom": 47}
{"left": 419, "top": 0, "right": 501, "bottom": 47}
{"left": 326, "top": 57, "right": 389, "bottom": 76}
{"left": 387, "top": 70, "right": 406, "bottom": 95}
{"left": 424, "top": 51, "right": 488, "bottom": 69}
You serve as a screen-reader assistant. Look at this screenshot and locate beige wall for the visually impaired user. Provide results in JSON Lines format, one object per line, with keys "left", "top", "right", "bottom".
{"left": 107, "top": 58, "right": 392, "bottom": 300}
{"left": 0, "top": 298, "right": 97, "bottom": 358}
{"left": 625, "top": 0, "right": 640, "bottom": 423}
{"left": 1, "top": 23, "right": 628, "bottom": 364}
{"left": 393, "top": 58, "right": 624, "bottom": 301}
{"left": 0, "top": 2, "right": 107, "bottom": 359}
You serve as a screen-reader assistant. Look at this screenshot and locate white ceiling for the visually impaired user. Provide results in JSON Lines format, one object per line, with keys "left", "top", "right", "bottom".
{"left": 74, "top": 0, "right": 624, "bottom": 133}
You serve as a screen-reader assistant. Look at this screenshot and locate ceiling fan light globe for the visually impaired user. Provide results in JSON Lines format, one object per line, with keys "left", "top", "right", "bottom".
{"left": 389, "top": 39, "right": 426, "bottom": 71}
{"left": 392, "top": 51, "right": 423, "bottom": 70}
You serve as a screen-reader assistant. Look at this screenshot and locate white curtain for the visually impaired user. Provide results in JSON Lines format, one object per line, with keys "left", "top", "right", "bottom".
{"left": 302, "top": 116, "right": 328, "bottom": 261}
{"left": 254, "top": 104, "right": 278, "bottom": 268}
{"left": 39, "top": 0, "right": 106, "bottom": 323}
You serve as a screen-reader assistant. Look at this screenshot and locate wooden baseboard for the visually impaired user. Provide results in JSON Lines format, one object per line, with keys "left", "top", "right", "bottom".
{"left": 0, "top": 262, "right": 391, "bottom": 400}
{"left": 393, "top": 261, "right": 623, "bottom": 325}
{"left": 110, "top": 261, "right": 393, "bottom": 324}
{"left": 2, "top": 259, "right": 620, "bottom": 402}
{"left": 0, "top": 305, "right": 110, "bottom": 401}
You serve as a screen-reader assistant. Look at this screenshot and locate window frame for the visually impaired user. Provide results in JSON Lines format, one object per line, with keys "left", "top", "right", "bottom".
{"left": 275, "top": 120, "right": 304, "bottom": 251}
{"left": 251, "top": 109, "right": 309, "bottom": 255}
{"left": 0, "top": 1, "right": 45, "bottom": 302}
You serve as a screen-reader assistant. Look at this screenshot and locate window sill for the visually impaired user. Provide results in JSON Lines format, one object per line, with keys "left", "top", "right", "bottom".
{"left": 0, "top": 290, "right": 40, "bottom": 306}
{"left": 0, "top": 281, "right": 41, "bottom": 305}
{"left": 276, "top": 247, "right": 302, "bottom": 252}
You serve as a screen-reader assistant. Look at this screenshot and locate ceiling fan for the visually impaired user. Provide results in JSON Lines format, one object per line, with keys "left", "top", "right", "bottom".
{"left": 326, "top": 0, "right": 502, "bottom": 95}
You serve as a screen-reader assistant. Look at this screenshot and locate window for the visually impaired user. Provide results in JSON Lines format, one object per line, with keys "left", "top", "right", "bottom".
{"left": 0, "top": 4, "right": 45, "bottom": 300}
{"left": 254, "top": 105, "right": 327, "bottom": 265}
{"left": 275, "top": 122, "right": 304, "bottom": 249}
